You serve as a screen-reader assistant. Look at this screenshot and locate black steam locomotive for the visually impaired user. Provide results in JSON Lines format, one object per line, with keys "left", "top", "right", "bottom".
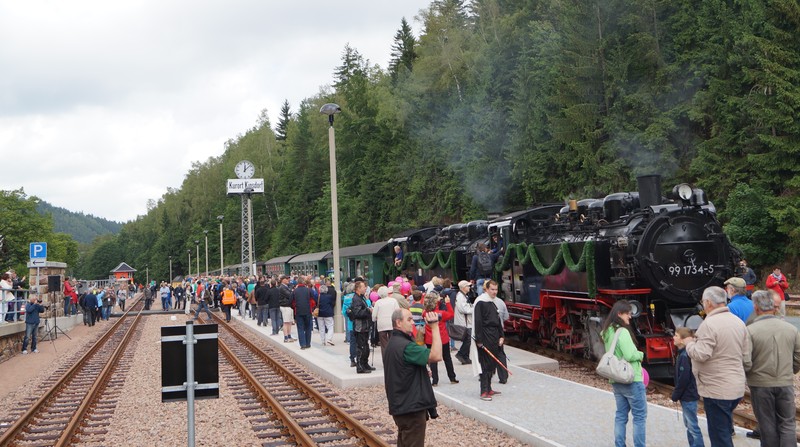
{"left": 392, "top": 175, "right": 740, "bottom": 378}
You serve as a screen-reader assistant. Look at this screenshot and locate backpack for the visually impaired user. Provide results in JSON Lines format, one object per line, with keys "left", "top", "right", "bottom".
{"left": 477, "top": 251, "right": 493, "bottom": 276}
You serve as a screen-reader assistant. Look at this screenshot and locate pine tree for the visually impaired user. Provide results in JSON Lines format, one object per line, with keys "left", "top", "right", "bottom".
{"left": 275, "top": 100, "right": 291, "bottom": 141}
{"left": 388, "top": 18, "right": 418, "bottom": 80}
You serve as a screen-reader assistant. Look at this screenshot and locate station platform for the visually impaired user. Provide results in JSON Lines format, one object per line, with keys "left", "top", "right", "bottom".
{"left": 234, "top": 312, "right": 760, "bottom": 447}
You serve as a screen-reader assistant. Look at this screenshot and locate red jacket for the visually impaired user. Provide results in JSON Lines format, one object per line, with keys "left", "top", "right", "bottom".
{"left": 766, "top": 273, "right": 789, "bottom": 300}
{"left": 64, "top": 281, "right": 78, "bottom": 304}
{"left": 424, "top": 301, "right": 454, "bottom": 345}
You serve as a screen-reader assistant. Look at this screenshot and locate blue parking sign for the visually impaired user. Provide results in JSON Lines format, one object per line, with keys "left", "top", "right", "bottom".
{"left": 30, "top": 242, "right": 47, "bottom": 259}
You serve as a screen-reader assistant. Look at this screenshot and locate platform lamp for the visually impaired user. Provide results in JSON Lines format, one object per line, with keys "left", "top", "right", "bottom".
{"left": 320, "top": 102, "right": 343, "bottom": 332}
{"left": 203, "top": 230, "right": 209, "bottom": 276}
{"left": 146, "top": 264, "right": 149, "bottom": 285}
{"left": 187, "top": 249, "right": 192, "bottom": 278}
{"left": 169, "top": 256, "right": 173, "bottom": 284}
{"left": 195, "top": 240, "right": 200, "bottom": 277}
{"left": 217, "top": 215, "right": 224, "bottom": 276}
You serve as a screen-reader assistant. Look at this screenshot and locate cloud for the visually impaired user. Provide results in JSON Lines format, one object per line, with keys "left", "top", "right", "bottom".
{"left": 0, "top": 0, "right": 430, "bottom": 221}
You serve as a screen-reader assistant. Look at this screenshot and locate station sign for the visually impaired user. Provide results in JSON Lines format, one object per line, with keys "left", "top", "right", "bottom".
{"left": 226, "top": 178, "right": 264, "bottom": 194}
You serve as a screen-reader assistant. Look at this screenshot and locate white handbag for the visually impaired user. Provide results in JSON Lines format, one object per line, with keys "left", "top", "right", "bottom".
{"left": 596, "top": 327, "right": 635, "bottom": 383}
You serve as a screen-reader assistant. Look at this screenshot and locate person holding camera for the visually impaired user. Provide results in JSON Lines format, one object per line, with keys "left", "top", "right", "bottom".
{"left": 384, "top": 307, "right": 443, "bottom": 447}
{"left": 22, "top": 295, "right": 47, "bottom": 354}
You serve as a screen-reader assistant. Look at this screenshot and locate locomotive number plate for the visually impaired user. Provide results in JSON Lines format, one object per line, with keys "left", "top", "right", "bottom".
{"left": 667, "top": 263, "right": 715, "bottom": 277}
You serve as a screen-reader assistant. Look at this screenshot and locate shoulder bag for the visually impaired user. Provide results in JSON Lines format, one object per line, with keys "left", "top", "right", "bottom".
{"left": 596, "top": 327, "right": 634, "bottom": 384}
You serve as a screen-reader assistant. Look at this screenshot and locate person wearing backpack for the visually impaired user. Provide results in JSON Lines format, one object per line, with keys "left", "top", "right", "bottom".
{"left": 601, "top": 300, "right": 646, "bottom": 447}
{"left": 469, "top": 243, "right": 498, "bottom": 295}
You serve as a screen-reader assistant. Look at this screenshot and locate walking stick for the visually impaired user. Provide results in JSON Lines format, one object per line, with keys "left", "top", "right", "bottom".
{"left": 472, "top": 336, "right": 512, "bottom": 375}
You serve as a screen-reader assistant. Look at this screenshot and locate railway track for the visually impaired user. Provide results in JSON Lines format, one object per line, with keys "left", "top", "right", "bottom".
{"left": 201, "top": 314, "right": 392, "bottom": 446}
{"left": 510, "top": 339, "right": 800, "bottom": 441}
{"left": 0, "top": 299, "right": 144, "bottom": 447}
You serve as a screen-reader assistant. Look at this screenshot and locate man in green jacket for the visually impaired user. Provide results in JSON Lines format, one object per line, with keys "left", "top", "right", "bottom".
{"left": 743, "top": 290, "right": 800, "bottom": 447}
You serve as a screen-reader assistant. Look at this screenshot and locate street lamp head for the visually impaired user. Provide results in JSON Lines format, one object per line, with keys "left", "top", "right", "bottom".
{"left": 217, "top": 215, "right": 224, "bottom": 221}
{"left": 203, "top": 230, "right": 208, "bottom": 235}
{"left": 195, "top": 240, "right": 199, "bottom": 245}
{"left": 320, "top": 103, "right": 341, "bottom": 126}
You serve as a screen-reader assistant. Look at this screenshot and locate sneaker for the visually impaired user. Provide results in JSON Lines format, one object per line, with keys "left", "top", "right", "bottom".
{"left": 746, "top": 430, "right": 760, "bottom": 440}
{"left": 489, "top": 390, "right": 501, "bottom": 396}
{"left": 326, "top": 341, "right": 335, "bottom": 346}
{"left": 350, "top": 361, "right": 357, "bottom": 367}
{"left": 287, "top": 338, "right": 297, "bottom": 343}
{"left": 22, "top": 350, "right": 28, "bottom": 355}
{"left": 480, "top": 392, "right": 492, "bottom": 401}
{"left": 33, "top": 349, "right": 39, "bottom": 353}
{"left": 450, "top": 379, "right": 459, "bottom": 384}
{"left": 432, "top": 383, "right": 438, "bottom": 387}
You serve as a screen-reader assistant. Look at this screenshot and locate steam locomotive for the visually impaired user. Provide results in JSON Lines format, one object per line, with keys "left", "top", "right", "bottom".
{"left": 392, "top": 175, "right": 740, "bottom": 378}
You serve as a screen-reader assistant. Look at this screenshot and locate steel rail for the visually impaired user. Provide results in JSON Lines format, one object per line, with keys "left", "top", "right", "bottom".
{"left": 55, "top": 307, "right": 144, "bottom": 445}
{"left": 205, "top": 315, "right": 391, "bottom": 447}
{"left": 217, "top": 337, "right": 317, "bottom": 446}
{"left": 0, "top": 297, "right": 143, "bottom": 446}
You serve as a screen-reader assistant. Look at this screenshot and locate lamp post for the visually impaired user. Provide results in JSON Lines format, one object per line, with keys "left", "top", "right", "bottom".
{"left": 195, "top": 240, "right": 200, "bottom": 277}
{"left": 187, "top": 249, "right": 192, "bottom": 278}
{"left": 203, "top": 230, "right": 209, "bottom": 276}
{"left": 320, "top": 103, "right": 343, "bottom": 332}
{"left": 169, "top": 256, "right": 173, "bottom": 284}
{"left": 217, "top": 215, "right": 224, "bottom": 276}
{"left": 146, "top": 264, "right": 149, "bottom": 285}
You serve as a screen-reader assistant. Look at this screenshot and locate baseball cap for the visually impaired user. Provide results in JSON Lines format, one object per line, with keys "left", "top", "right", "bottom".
{"left": 458, "top": 280, "right": 471, "bottom": 289}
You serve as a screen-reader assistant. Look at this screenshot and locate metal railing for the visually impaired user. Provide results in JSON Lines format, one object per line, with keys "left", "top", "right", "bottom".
{"left": 2, "top": 288, "right": 30, "bottom": 322}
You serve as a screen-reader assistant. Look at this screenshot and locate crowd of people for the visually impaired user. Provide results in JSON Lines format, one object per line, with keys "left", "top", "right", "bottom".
{"left": 603, "top": 269, "right": 799, "bottom": 447}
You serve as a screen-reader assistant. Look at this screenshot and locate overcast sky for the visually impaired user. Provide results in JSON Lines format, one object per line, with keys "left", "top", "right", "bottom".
{"left": 0, "top": 0, "right": 431, "bottom": 222}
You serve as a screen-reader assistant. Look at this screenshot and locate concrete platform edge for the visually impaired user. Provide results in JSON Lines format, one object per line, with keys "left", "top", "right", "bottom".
{"left": 242, "top": 322, "right": 385, "bottom": 389}
{"left": 434, "top": 391, "right": 566, "bottom": 447}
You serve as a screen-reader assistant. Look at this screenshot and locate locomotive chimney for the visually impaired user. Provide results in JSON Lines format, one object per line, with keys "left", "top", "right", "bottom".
{"left": 637, "top": 175, "right": 662, "bottom": 209}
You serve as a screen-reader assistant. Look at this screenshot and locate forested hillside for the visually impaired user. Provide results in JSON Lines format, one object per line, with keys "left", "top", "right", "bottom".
{"left": 76, "top": 0, "right": 800, "bottom": 281}
{"left": 37, "top": 201, "right": 123, "bottom": 244}
{"left": 1, "top": 190, "right": 80, "bottom": 274}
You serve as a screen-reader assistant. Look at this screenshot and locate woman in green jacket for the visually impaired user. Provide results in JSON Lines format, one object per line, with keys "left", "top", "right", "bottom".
{"left": 601, "top": 300, "right": 646, "bottom": 447}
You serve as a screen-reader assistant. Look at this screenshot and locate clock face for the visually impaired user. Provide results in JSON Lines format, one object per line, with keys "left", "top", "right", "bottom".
{"left": 235, "top": 160, "right": 254, "bottom": 179}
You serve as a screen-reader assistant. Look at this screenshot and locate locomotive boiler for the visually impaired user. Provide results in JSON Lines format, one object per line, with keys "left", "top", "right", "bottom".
{"left": 492, "top": 175, "right": 740, "bottom": 378}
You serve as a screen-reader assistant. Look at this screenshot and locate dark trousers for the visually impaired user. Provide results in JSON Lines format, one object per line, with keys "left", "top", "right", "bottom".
{"left": 496, "top": 345, "right": 508, "bottom": 382}
{"left": 257, "top": 305, "right": 269, "bottom": 325}
{"left": 392, "top": 409, "right": 427, "bottom": 447}
{"left": 478, "top": 345, "right": 500, "bottom": 393}
{"left": 703, "top": 397, "right": 739, "bottom": 447}
{"left": 222, "top": 304, "right": 232, "bottom": 322}
{"left": 355, "top": 330, "right": 370, "bottom": 370}
{"left": 296, "top": 314, "right": 313, "bottom": 348}
{"left": 194, "top": 300, "right": 213, "bottom": 320}
{"left": 89, "top": 307, "right": 99, "bottom": 325}
{"left": 456, "top": 329, "right": 471, "bottom": 360}
{"left": 269, "top": 308, "right": 282, "bottom": 334}
{"left": 349, "top": 329, "right": 357, "bottom": 362}
{"left": 22, "top": 322, "right": 38, "bottom": 351}
{"left": 82, "top": 306, "right": 91, "bottom": 325}
{"left": 750, "top": 386, "right": 796, "bottom": 447}
{"left": 118, "top": 299, "right": 126, "bottom": 311}
{"left": 427, "top": 341, "right": 456, "bottom": 384}
{"left": 379, "top": 330, "right": 392, "bottom": 353}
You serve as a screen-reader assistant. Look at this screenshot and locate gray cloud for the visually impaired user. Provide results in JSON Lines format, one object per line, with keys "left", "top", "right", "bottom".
{"left": 0, "top": 0, "right": 429, "bottom": 221}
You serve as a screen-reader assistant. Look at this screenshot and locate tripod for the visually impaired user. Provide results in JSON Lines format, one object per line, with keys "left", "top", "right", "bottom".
{"left": 42, "top": 291, "right": 70, "bottom": 343}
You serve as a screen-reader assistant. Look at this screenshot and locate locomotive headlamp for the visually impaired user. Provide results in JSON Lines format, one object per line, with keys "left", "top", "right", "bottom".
{"left": 674, "top": 183, "right": 693, "bottom": 201}
{"left": 628, "top": 300, "right": 643, "bottom": 318}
